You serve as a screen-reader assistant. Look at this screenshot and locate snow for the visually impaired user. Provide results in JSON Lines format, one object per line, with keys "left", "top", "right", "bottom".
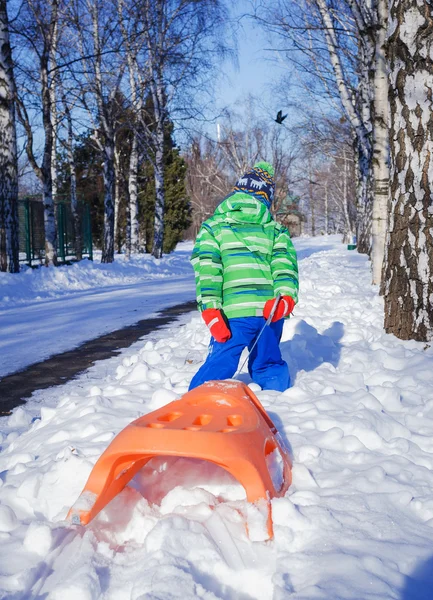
{"left": 0, "top": 242, "right": 195, "bottom": 377}
{"left": 1, "top": 235, "right": 433, "bottom": 598}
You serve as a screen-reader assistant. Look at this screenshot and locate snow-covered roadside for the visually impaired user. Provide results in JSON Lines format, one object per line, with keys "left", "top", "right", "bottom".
{"left": 1, "top": 237, "right": 433, "bottom": 599}
{"left": 0, "top": 243, "right": 196, "bottom": 377}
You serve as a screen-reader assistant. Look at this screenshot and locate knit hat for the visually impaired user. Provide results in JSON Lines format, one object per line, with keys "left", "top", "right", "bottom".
{"left": 233, "top": 161, "right": 275, "bottom": 208}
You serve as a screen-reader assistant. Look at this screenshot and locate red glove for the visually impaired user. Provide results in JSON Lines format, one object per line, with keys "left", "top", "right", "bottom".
{"left": 263, "top": 296, "right": 295, "bottom": 322}
{"left": 201, "top": 309, "right": 231, "bottom": 343}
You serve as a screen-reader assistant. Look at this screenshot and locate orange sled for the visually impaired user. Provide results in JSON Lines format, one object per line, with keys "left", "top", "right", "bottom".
{"left": 67, "top": 380, "right": 292, "bottom": 538}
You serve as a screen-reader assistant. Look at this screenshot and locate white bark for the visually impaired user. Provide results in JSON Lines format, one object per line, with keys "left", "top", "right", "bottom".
{"left": 316, "top": 0, "right": 371, "bottom": 160}
{"left": 324, "top": 178, "right": 328, "bottom": 235}
{"left": 117, "top": 0, "right": 141, "bottom": 254}
{"left": 40, "top": 3, "right": 58, "bottom": 266}
{"left": 16, "top": 0, "right": 59, "bottom": 266}
{"left": 316, "top": 0, "right": 373, "bottom": 254}
{"left": 383, "top": 0, "right": 433, "bottom": 341}
{"left": 145, "top": 0, "right": 166, "bottom": 259}
{"left": 63, "top": 96, "right": 81, "bottom": 260}
{"left": 129, "top": 133, "right": 140, "bottom": 253}
{"left": 342, "top": 148, "right": 353, "bottom": 242}
{"left": 50, "top": 19, "right": 59, "bottom": 203}
{"left": 152, "top": 120, "right": 165, "bottom": 258}
{"left": 90, "top": 0, "right": 115, "bottom": 263}
{"left": 0, "top": 0, "right": 19, "bottom": 273}
{"left": 371, "top": 0, "right": 389, "bottom": 286}
{"left": 114, "top": 142, "right": 121, "bottom": 254}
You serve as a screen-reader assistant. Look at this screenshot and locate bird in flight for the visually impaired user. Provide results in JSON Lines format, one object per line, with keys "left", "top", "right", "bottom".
{"left": 275, "top": 110, "right": 287, "bottom": 125}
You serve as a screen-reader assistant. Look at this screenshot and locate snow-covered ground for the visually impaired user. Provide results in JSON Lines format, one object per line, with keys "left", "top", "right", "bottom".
{"left": 0, "top": 244, "right": 195, "bottom": 377}
{"left": 1, "top": 236, "right": 433, "bottom": 599}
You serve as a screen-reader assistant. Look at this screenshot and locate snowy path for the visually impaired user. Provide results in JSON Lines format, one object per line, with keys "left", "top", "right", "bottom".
{"left": 1, "top": 236, "right": 433, "bottom": 599}
{"left": 0, "top": 247, "right": 195, "bottom": 378}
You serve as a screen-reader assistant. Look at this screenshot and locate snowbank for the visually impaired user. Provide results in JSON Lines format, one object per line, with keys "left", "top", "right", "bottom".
{"left": 0, "top": 242, "right": 194, "bottom": 307}
{"left": 1, "top": 236, "right": 433, "bottom": 599}
{"left": 0, "top": 242, "right": 195, "bottom": 377}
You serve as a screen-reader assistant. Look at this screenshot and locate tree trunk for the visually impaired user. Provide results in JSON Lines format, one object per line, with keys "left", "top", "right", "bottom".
{"left": 316, "top": 0, "right": 373, "bottom": 254}
{"left": 90, "top": 0, "right": 115, "bottom": 263}
{"left": 308, "top": 156, "right": 315, "bottom": 236}
{"left": 129, "top": 132, "right": 140, "bottom": 254}
{"left": 114, "top": 143, "right": 121, "bottom": 254}
{"left": 64, "top": 98, "right": 81, "bottom": 261}
{"left": 41, "top": 54, "right": 57, "bottom": 266}
{"left": 102, "top": 141, "right": 115, "bottom": 263}
{"left": 371, "top": 0, "right": 389, "bottom": 287}
{"left": 50, "top": 19, "right": 58, "bottom": 204}
{"left": 152, "top": 121, "right": 165, "bottom": 258}
{"left": 355, "top": 141, "right": 372, "bottom": 254}
{"left": 383, "top": 0, "right": 433, "bottom": 342}
{"left": 117, "top": 0, "right": 140, "bottom": 255}
{"left": 324, "top": 179, "right": 328, "bottom": 235}
{"left": 342, "top": 148, "right": 353, "bottom": 243}
{"left": 0, "top": 0, "right": 19, "bottom": 273}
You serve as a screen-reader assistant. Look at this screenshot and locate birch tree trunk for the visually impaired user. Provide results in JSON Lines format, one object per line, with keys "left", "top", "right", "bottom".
{"left": 316, "top": 0, "right": 373, "bottom": 255}
{"left": 342, "top": 148, "right": 353, "bottom": 243}
{"left": 18, "top": 0, "right": 59, "bottom": 266}
{"left": 117, "top": 0, "right": 141, "bottom": 255}
{"left": 371, "top": 0, "right": 389, "bottom": 286}
{"left": 102, "top": 139, "right": 115, "bottom": 262}
{"left": 129, "top": 133, "right": 140, "bottom": 254}
{"left": 152, "top": 119, "right": 165, "bottom": 258}
{"left": 0, "top": 0, "right": 19, "bottom": 273}
{"left": 90, "top": 0, "right": 115, "bottom": 263}
{"left": 383, "top": 0, "right": 433, "bottom": 341}
{"left": 41, "top": 46, "right": 57, "bottom": 266}
{"left": 114, "top": 143, "right": 121, "bottom": 254}
{"left": 324, "top": 179, "right": 328, "bottom": 234}
{"left": 50, "top": 19, "right": 59, "bottom": 204}
{"left": 64, "top": 97, "right": 81, "bottom": 260}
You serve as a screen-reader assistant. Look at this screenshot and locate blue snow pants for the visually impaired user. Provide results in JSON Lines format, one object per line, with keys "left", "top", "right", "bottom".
{"left": 189, "top": 317, "right": 290, "bottom": 392}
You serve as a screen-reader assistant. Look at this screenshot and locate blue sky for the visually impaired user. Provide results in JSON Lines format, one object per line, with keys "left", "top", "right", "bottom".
{"left": 213, "top": 1, "right": 287, "bottom": 120}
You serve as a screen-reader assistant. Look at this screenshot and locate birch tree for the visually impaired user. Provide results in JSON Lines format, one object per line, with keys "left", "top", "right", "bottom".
{"left": 14, "top": 0, "right": 60, "bottom": 266}
{"left": 61, "top": 94, "right": 81, "bottom": 260}
{"left": 370, "top": 0, "right": 389, "bottom": 286}
{"left": 117, "top": 0, "right": 142, "bottom": 254}
{"left": 314, "top": 0, "right": 372, "bottom": 244}
{"left": 137, "top": 0, "right": 228, "bottom": 258}
{"left": 0, "top": 0, "right": 19, "bottom": 273}
{"left": 383, "top": 0, "right": 433, "bottom": 342}
{"left": 67, "top": 0, "right": 124, "bottom": 263}
{"left": 256, "top": 0, "right": 389, "bottom": 283}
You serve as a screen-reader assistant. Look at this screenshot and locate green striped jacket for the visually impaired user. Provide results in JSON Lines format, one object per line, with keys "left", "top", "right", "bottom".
{"left": 191, "top": 192, "right": 299, "bottom": 318}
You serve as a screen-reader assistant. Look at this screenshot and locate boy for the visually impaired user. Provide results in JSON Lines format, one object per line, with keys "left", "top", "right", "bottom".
{"left": 189, "top": 161, "right": 298, "bottom": 392}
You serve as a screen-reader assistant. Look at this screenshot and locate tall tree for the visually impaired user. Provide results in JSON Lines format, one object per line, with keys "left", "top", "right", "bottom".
{"left": 370, "top": 0, "right": 389, "bottom": 286}
{"left": 66, "top": 0, "right": 124, "bottom": 263}
{"left": 383, "top": 0, "right": 433, "bottom": 342}
{"left": 138, "top": 0, "right": 228, "bottom": 258}
{"left": 255, "top": 0, "right": 389, "bottom": 282}
{"left": 117, "top": 0, "right": 142, "bottom": 254}
{"left": 14, "top": 0, "right": 60, "bottom": 266}
{"left": 0, "top": 0, "right": 19, "bottom": 273}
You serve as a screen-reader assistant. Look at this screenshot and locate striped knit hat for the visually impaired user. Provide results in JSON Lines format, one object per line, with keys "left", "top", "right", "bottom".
{"left": 233, "top": 161, "right": 275, "bottom": 208}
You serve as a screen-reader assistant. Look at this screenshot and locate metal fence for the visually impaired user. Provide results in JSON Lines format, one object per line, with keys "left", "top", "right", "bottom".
{"left": 18, "top": 197, "right": 93, "bottom": 266}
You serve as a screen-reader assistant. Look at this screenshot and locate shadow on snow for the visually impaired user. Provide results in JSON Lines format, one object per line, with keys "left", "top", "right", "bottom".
{"left": 281, "top": 319, "right": 344, "bottom": 385}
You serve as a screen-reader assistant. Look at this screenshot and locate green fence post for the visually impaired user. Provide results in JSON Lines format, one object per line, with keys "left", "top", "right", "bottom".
{"left": 58, "top": 203, "right": 65, "bottom": 262}
{"left": 24, "top": 200, "right": 31, "bottom": 266}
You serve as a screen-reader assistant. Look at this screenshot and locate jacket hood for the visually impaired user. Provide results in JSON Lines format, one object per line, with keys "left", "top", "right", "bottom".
{"left": 214, "top": 192, "right": 273, "bottom": 224}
